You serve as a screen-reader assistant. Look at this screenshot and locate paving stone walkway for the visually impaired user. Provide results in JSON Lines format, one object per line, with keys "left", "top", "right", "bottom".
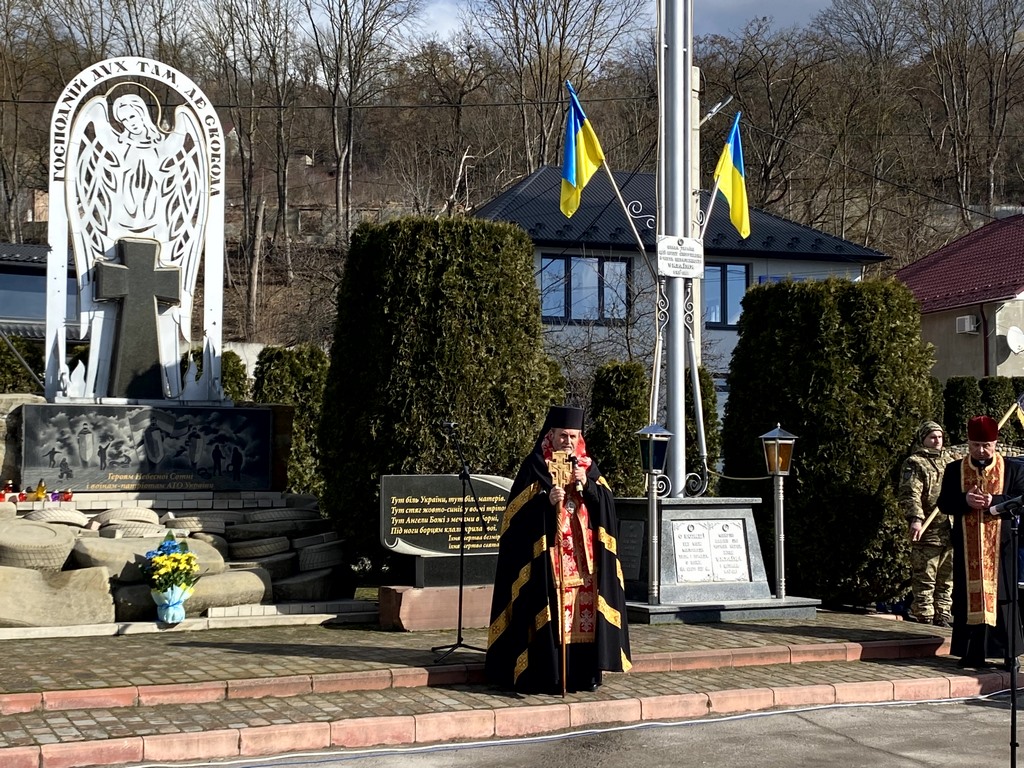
{"left": 0, "top": 610, "right": 999, "bottom": 768}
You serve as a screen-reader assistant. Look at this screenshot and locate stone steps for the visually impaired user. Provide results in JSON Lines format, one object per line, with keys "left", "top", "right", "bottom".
{"left": 0, "top": 639, "right": 998, "bottom": 768}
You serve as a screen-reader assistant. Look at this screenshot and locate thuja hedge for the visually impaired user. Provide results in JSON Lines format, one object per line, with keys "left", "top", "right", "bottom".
{"left": 588, "top": 361, "right": 649, "bottom": 497}
{"left": 251, "top": 344, "right": 329, "bottom": 498}
{"left": 179, "top": 348, "right": 249, "bottom": 402}
{"left": 319, "top": 217, "right": 559, "bottom": 572}
{"left": 941, "top": 374, "right": 1024, "bottom": 444}
{"left": 721, "top": 278, "right": 933, "bottom": 606}
{"left": 943, "top": 376, "right": 982, "bottom": 444}
{"left": 0, "top": 337, "right": 43, "bottom": 394}
{"left": 0, "top": 342, "right": 247, "bottom": 400}
{"left": 686, "top": 365, "right": 721, "bottom": 495}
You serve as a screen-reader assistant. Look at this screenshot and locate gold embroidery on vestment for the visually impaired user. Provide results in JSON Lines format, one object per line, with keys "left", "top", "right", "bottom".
{"left": 487, "top": 539, "right": 545, "bottom": 646}
{"left": 598, "top": 526, "right": 617, "bottom": 555}
{"left": 597, "top": 594, "right": 621, "bottom": 629}
{"left": 500, "top": 482, "right": 541, "bottom": 536}
{"left": 959, "top": 455, "right": 1005, "bottom": 625}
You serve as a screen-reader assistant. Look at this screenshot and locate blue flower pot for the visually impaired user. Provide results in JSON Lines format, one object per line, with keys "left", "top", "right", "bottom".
{"left": 151, "top": 585, "right": 192, "bottom": 625}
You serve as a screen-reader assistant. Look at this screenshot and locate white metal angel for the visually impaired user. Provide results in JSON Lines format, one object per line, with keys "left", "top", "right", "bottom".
{"left": 65, "top": 90, "right": 208, "bottom": 399}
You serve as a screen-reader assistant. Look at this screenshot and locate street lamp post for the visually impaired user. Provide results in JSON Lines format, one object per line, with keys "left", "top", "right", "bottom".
{"left": 637, "top": 424, "right": 673, "bottom": 605}
{"left": 759, "top": 424, "right": 798, "bottom": 600}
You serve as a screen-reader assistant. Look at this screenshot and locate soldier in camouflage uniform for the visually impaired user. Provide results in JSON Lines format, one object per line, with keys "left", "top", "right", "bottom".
{"left": 898, "top": 420, "right": 955, "bottom": 626}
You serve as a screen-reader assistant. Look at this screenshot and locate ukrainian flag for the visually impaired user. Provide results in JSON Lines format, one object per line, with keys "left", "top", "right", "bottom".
{"left": 560, "top": 81, "right": 605, "bottom": 218}
{"left": 713, "top": 112, "right": 751, "bottom": 239}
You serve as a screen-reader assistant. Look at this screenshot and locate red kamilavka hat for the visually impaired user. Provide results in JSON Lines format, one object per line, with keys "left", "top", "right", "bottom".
{"left": 967, "top": 415, "right": 999, "bottom": 442}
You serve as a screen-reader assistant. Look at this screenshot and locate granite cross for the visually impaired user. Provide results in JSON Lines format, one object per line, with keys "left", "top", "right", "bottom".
{"left": 94, "top": 238, "right": 180, "bottom": 399}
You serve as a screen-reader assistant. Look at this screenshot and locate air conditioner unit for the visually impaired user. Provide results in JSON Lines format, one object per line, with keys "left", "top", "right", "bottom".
{"left": 955, "top": 315, "right": 979, "bottom": 334}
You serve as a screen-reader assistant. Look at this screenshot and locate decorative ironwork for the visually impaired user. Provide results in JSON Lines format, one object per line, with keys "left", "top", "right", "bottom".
{"left": 626, "top": 199, "right": 655, "bottom": 231}
{"left": 684, "top": 463, "right": 709, "bottom": 496}
{"left": 656, "top": 276, "right": 670, "bottom": 327}
{"left": 655, "top": 473, "right": 673, "bottom": 498}
{"left": 683, "top": 276, "right": 696, "bottom": 336}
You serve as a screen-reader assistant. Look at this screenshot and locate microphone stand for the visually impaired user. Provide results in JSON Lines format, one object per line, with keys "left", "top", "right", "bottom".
{"left": 432, "top": 422, "right": 489, "bottom": 663}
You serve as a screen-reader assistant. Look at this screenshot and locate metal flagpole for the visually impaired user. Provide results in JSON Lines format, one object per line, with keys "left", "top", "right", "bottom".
{"left": 662, "top": 0, "right": 694, "bottom": 496}
{"left": 600, "top": 163, "right": 665, "bottom": 425}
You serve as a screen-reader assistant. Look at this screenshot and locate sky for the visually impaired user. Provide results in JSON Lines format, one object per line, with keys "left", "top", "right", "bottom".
{"left": 693, "top": 0, "right": 831, "bottom": 37}
{"left": 420, "top": 1, "right": 832, "bottom": 41}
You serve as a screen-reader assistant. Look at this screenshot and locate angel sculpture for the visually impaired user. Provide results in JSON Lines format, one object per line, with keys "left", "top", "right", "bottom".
{"left": 65, "top": 91, "right": 208, "bottom": 399}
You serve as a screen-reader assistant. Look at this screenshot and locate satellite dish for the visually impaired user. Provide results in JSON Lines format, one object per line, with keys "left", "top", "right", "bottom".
{"left": 1008, "top": 326, "right": 1024, "bottom": 354}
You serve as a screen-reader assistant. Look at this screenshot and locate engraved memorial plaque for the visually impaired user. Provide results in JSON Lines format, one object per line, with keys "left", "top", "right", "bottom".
{"left": 708, "top": 521, "right": 750, "bottom": 582}
{"left": 673, "top": 519, "right": 751, "bottom": 583}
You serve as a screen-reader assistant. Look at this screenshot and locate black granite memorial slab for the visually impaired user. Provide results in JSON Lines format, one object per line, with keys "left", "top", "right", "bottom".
{"left": 20, "top": 403, "right": 273, "bottom": 492}
{"left": 379, "top": 474, "right": 510, "bottom": 588}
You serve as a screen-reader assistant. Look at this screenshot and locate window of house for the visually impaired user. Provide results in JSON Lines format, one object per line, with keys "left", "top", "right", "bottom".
{"left": 0, "top": 272, "right": 77, "bottom": 320}
{"left": 539, "top": 255, "right": 629, "bottom": 324}
{"left": 704, "top": 263, "right": 749, "bottom": 328}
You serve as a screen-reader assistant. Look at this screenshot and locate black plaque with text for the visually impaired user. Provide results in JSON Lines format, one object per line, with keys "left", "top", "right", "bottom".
{"left": 379, "top": 474, "right": 511, "bottom": 557}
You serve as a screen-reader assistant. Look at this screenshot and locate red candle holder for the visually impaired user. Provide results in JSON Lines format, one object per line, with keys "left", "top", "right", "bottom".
{"left": 17, "top": 492, "right": 26, "bottom": 502}
{"left": 61, "top": 490, "right": 73, "bottom": 502}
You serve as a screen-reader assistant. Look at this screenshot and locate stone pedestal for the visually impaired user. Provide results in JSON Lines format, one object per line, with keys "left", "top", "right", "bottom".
{"left": 379, "top": 584, "right": 493, "bottom": 631}
{"left": 388, "top": 553, "right": 497, "bottom": 589}
{"left": 0, "top": 394, "right": 45, "bottom": 488}
{"left": 11, "top": 402, "right": 290, "bottom": 493}
{"left": 617, "top": 496, "right": 820, "bottom": 623}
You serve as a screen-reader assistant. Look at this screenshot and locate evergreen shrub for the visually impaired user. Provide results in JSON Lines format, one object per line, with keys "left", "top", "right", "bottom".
{"left": 0, "top": 338, "right": 43, "bottom": 394}
{"left": 221, "top": 351, "right": 250, "bottom": 403}
{"left": 588, "top": 361, "right": 648, "bottom": 497}
{"left": 685, "top": 365, "right": 721, "bottom": 495}
{"left": 179, "top": 348, "right": 249, "bottom": 402}
{"left": 251, "top": 344, "right": 329, "bottom": 498}
{"left": 720, "top": 278, "right": 933, "bottom": 606}
{"left": 928, "top": 376, "right": 944, "bottom": 425}
{"left": 943, "top": 376, "right": 983, "bottom": 443}
{"left": 980, "top": 376, "right": 1020, "bottom": 443}
{"left": 319, "top": 217, "right": 558, "bottom": 573}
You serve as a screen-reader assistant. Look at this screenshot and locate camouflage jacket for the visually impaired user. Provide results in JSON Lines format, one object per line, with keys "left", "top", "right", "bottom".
{"left": 898, "top": 449, "right": 956, "bottom": 546}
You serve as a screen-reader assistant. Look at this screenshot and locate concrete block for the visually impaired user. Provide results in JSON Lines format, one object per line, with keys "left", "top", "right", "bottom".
{"left": 379, "top": 584, "right": 493, "bottom": 631}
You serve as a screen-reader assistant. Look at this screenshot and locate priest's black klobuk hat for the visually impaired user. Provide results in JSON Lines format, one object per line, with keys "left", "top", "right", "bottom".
{"left": 543, "top": 405, "right": 584, "bottom": 432}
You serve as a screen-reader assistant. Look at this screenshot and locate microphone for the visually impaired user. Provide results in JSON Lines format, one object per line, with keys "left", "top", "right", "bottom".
{"left": 569, "top": 455, "right": 583, "bottom": 493}
{"left": 992, "top": 494, "right": 1024, "bottom": 517}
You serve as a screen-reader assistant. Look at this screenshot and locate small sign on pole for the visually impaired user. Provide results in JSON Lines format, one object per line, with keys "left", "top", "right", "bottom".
{"left": 657, "top": 235, "right": 704, "bottom": 279}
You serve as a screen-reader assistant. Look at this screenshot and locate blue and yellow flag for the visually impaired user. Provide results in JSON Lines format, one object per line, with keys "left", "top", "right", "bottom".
{"left": 560, "top": 81, "right": 605, "bottom": 218}
{"left": 713, "top": 112, "right": 751, "bottom": 239}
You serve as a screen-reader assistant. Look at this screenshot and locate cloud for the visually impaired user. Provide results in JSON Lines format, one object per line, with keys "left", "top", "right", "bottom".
{"left": 695, "top": 0, "right": 828, "bottom": 37}
{"left": 421, "top": 0, "right": 462, "bottom": 39}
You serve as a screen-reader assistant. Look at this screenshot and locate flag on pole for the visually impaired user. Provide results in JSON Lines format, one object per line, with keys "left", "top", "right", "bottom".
{"left": 713, "top": 112, "right": 751, "bottom": 239}
{"left": 560, "top": 81, "right": 605, "bottom": 218}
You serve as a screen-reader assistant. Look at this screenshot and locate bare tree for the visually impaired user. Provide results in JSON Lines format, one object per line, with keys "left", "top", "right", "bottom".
{"left": 301, "top": 0, "right": 422, "bottom": 242}
{"left": 468, "top": 0, "right": 646, "bottom": 174}
{"left": 698, "top": 19, "right": 830, "bottom": 211}
{"left": 194, "top": 0, "right": 275, "bottom": 339}
{"left": 905, "top": 0, "right": 1024, "bottom": 226}
{"left": 387, "top": 30, "right": 498, "bottom": 214}
{"left": 0, "top": 0, "right": 50, "bottom": 241}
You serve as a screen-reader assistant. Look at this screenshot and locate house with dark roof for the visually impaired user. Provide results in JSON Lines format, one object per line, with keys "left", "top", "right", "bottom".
{"left": 897, "top": 214, "right": 1024, "bottom": 381}
{"left": 475, "top": 166, "right": 888, "bottom": 382}
{"left": 0, "top": 243, "right": 81, "bottom": 341}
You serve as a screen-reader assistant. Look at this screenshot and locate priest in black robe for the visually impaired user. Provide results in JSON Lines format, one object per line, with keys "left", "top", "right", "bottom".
{"left": 485, "top": 405, "right": 631, "bottom": 694}
{"left": 937, "top": 414, "right": 1024, "bottom": 669}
